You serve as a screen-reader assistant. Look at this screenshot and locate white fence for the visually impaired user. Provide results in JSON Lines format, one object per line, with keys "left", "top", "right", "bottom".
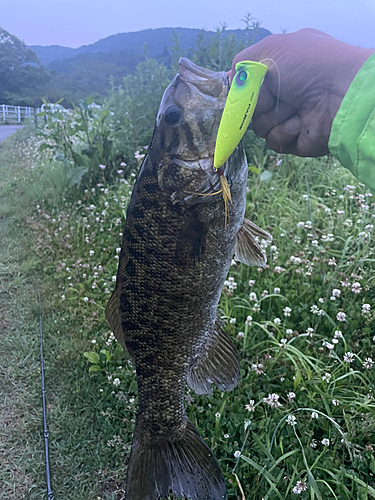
{"left": 0, "top": 105, "right": 39, "bottom": 124}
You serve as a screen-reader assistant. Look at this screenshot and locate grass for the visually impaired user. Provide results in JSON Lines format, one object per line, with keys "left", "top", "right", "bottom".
{"left": 1, "top": 120, "right": 375, "bottom": 500}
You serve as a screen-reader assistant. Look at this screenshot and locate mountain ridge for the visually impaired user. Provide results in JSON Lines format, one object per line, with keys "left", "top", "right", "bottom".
{"left": 29, "top": 26, "right": 271, "bottom": 66}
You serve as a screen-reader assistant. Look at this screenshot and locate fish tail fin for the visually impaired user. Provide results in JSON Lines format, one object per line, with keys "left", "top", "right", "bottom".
{"left": 125, "top": 418, "right": 226, "bottom": 500}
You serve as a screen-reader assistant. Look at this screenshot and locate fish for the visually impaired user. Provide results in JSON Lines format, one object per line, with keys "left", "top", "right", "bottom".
{"left": 106, "top": 57, "right": 272, "bottom": 500}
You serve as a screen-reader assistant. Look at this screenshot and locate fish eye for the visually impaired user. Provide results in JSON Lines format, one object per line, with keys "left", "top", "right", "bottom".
{"left": 164, "top": 104, "right": 181, "bottom": 124}
{"left": 236, "top": 70, "right": 247, "bottom": 86}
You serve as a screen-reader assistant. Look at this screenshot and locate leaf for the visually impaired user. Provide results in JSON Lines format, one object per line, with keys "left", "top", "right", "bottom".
{"left": 248, "top": 165, "right": 261, "bottom": 175}
{"left": 100, "top": 349, "right": 111, "bottom": 362}
{"left": 260, "top": 170, "right": 272, "bottom": 182}
{"left": 83, "top": 351, "right": 100, "bottom": 364}
{"left": 66, "top": 166, "right": 89, "bottom": 188}
{"left": 39, "top": 143, "right": 53, "bottom": 152}
{"left": 89, "top": 364, "right": 102, "bottom": 372}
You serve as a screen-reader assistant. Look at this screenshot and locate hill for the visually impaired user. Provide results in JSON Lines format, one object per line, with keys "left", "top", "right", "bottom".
{"left": 29, "top": 27, "right": 271, "bottom": 66}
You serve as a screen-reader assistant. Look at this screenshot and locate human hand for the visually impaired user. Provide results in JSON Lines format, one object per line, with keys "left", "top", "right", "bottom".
{"left": 229, "top": 29, "right": 374, "bottom": 157}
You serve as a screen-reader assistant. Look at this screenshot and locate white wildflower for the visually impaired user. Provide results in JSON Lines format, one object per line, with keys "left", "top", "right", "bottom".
{"left": 362, "top": 304, "right": 371, "bottom": 314}
{"left": 234, "top": 451, "right": 241, "bottom": 458}
{"left": 364, "top": 358, "right": 374, "bottom": 369}
{"left": 112, "top": 378, "right": 121, "bottom": 386}
{"left": 292, "top": 480, "right": 307, "bottom": 494}
{"left": 311, "top": 411, "right": 319, "bottom": 419}
{"left": 321, "top": 438, "right": 330, "bottom": 447}
{"left": 343, "top": 352, "right": 355, "bottom": 363}
{"left": 263, "top": 393, "right": 282, "bottom": 409}
{"left": 287, "top": 415, "right": 297, "bottom": 426}
{"left": 274, "top": 318, "right": 281, "bottom": 326}
{"left": 336, "top": 312, "right": 347, "bottom": 322}
{"left": 245, "top": 400, "right": 255, "bottom": 412}
{"left": 283, "top": 306, "right": 292, "bottom": 317}
{"left": 287, "top": 392, "right": 296, "bottom": 402}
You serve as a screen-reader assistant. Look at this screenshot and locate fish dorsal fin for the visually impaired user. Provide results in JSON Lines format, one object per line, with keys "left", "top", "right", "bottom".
{"left": 187, "top": 318, "right": 239, "bottom": 395}
{"left": 234, "top": 217, "right": 272, "bottom": 268}
{"left": 105, "top": 287, "right": 132, "bottom": 358}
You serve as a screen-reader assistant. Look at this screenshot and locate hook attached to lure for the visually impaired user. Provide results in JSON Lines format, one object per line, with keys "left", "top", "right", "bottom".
{"left": 213, "top": 61, "right": 268, "bottom": 226}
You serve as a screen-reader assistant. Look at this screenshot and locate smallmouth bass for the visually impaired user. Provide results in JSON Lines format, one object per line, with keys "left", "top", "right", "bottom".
{"left": 106, "top": 57, "right": 271, "bottom": 500}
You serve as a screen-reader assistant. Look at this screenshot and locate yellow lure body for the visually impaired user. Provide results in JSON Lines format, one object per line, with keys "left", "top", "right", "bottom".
{"left": 214, "top": 61, "right": 268, "bottom": 169}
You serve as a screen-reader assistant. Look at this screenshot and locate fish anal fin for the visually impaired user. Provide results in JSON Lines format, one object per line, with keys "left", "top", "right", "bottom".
{"left": 234, "top": 217, "right": 272, "bottom": 267}
{"left": 187, "top": 319, "right": 240, "bottom": 395}
{"left": 126, "top": 418, "right": 226, "bottom": 500}
{"left": 105, "top": 287, "right": 132, "bottom": 358}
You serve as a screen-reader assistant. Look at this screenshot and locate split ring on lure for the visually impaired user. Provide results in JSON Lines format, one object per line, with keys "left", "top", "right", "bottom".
{"left": 213, "top": 61, "right": 267, "bottom": 227}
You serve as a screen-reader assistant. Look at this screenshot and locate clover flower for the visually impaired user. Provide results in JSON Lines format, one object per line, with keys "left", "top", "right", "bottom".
{"left": 283, "top": 306, "right": 292, "bottom": 317}
{"left": 362, "top": 304, "right": 371, "bottom": 315}
{"left": 292, "top": 480, "right": 307, "bottom": 494}
{"left": 363, "top": 358, "right": 374, "bottom": 369}
{"left": 245, "top": 400, "right": 255, "bottom": 412}
{"left": 343, "top": 352, "right": 355, "bottom": 363}
{"left": 287, "top": 415, "right": 297, "bottom": 426}
{"left": 263, "top": 393, "right": 282, "bottom": 408}
{"left": 336, "top": 312, "right": 347, "bottom": 322}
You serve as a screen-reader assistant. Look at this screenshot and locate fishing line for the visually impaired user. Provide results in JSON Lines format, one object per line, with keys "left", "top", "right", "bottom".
{"left": 38, "top": 279, "right": 54, "bottom": 500}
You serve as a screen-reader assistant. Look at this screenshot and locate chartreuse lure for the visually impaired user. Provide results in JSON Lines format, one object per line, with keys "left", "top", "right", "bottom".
{"left": 214, "top": 61, "right": 268, "bottom": 226}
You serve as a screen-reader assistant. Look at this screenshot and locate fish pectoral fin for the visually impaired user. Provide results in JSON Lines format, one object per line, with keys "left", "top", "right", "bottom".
{"left": 105, "top": 287, "right": 132, "bottom": 358}
{"left": 125, "top": 418, "right": 226, "bottom": 500}
{"left": 187, "top": 318, "right": 239, "bottom": 395}
{"left": 234, "top": 217, "right": 272, "bottom": 267}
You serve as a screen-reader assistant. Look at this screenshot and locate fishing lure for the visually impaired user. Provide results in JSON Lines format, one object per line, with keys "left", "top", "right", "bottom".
{"left": 214, "top": 61, "right": 268, "bottom": 225}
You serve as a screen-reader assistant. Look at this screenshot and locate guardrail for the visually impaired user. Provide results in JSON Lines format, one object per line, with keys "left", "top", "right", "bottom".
{"left": 0, "top": 105, "right": 40, "bottom": 124}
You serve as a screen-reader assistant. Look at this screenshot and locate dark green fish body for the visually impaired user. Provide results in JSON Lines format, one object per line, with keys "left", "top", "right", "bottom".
{"left": 106, "top": 58, "right": 271, "bottom": 500}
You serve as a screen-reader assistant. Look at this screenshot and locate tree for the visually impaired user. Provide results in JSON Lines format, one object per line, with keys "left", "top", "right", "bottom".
{"left": 0, "top": 27, "right": 51, "bottom": 105}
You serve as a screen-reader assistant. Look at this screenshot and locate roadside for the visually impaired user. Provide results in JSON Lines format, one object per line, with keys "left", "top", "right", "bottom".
{"left": 0, "top": 125, "right": 24, "bottom": 142}
{"left": 0, "top": 133, "right": 44, "bottom": 499}
{"left": 0, "top": 129, "right": 128, "bottom": 500}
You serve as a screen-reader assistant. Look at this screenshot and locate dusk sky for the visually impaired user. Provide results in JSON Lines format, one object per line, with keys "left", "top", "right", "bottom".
{"left": 1, "top": 0, "right": 374, "bottom": 49}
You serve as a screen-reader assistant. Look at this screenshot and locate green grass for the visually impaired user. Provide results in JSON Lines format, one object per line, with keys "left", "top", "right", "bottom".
{"left": 1, "top": 123, "right": 375, "bottom": 499}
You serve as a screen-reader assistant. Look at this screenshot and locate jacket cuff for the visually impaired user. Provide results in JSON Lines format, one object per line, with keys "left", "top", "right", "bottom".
{"left": 328, "top": 52, "right": 375, "bottom": 190}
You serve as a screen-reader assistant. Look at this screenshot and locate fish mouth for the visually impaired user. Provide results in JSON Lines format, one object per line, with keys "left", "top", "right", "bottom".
{"left": 178, "top": 57, "right": 228, "bottom": 97}
{"left": 179, "top": 57, "right": 221, "bottom": 81}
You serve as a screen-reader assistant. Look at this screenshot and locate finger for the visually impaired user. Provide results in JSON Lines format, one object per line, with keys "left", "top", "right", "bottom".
{"left": 253, "top": 85, "right": 274, "bottom": 117}
{"left": 264, "top": 115, "right": 301, "bottom": 154}
{"left": 253, "top": 101, "right": 296, "bottom": 137}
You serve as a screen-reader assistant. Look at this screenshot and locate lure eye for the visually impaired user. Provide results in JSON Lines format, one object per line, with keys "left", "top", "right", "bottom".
{"left": 164, "top": 104, "right": 181, "bottom": 124}
{"left": 236, "top": 70, "right": 247, "bottom": 86}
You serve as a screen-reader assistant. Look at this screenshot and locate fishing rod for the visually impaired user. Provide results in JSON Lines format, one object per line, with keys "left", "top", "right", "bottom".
{"left": 38, "top": 279, "right": 54, "bottom": 500}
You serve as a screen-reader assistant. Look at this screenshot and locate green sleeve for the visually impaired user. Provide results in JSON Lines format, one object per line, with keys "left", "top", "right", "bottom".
{"left": 328, "top": 52, "right": 375, "bottom": 190}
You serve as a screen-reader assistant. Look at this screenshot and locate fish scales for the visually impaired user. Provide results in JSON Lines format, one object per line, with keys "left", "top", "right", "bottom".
{"left": 106, "top": 57, "right": 271, "bottom": 500}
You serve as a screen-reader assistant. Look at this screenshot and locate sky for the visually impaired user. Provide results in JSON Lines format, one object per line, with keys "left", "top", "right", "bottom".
{"left": 1, "top": 0, "right": 374, "bottom": 49}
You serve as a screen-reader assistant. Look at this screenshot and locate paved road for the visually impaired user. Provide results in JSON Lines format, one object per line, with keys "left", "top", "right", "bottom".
{"left": 0, "top": 125, "right": 23, "bottom": 142}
